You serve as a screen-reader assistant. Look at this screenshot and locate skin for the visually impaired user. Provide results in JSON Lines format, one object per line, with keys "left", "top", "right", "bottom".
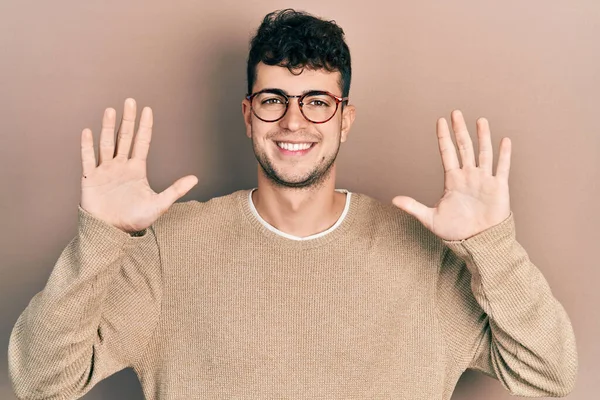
{"left": 80, "top": 100, "right": 199, "bottom": 234}
{"left": 242, "top": 62, "right": 356, "bottom": 238}
{"left": 242, "top": 63, "right": 512, "bottom": 241}
{"left": 81, "top": 67, "right": 511, "bottom": 242}
{"left": 392, "top": 111, "right": 512, "bottom": 241}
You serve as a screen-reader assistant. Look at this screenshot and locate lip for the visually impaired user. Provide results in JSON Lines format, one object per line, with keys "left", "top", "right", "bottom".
{"left": 273, "top": 140, "right": 318, "bottom": 144}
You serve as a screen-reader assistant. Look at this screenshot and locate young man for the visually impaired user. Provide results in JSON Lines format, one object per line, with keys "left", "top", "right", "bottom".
{"left": 9, "top": 9, "right": 577, "bottom": 400}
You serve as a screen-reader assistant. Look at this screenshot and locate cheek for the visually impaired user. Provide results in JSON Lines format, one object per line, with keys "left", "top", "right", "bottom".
{"left": 250, "top": 121, "right": 277, "bottom": 144}
{"left": 320, "top": 125, "right": 342, "bottom": 144}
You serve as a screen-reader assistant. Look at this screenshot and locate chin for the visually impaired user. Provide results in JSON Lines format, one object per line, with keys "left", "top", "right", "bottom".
{"left": 254, "top": 143, "right": 338, "bottom": 190}
{"left": 263, "top": 165, "right": 334, "bottom": 189}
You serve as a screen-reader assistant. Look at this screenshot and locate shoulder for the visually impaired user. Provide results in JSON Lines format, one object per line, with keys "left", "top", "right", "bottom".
{"left": 152, "top": 190, "right": 247, "bottom": 232}
{"left": 350, "top": 192, "right": 442, "bottom": 253}
{"left": 350, "top": 191, "right": 418, "bottom": 233}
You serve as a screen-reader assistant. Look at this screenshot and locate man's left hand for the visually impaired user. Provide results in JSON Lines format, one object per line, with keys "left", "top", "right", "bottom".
{"left": 392, "top": 110, "right": 512, "bottom": 241}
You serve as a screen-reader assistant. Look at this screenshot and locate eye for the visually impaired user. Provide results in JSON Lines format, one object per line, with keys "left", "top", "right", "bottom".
{"left": 305, "top": 97, "right": 332, "bottom": 107}
{"left": 302, "top": 92, "right": 334, "bottom": 107}
{"left": 310, "top": 99, "right": 328, "bottom": 107}
{"left": 262, "top": 97, "right": 284, "bottom": 105}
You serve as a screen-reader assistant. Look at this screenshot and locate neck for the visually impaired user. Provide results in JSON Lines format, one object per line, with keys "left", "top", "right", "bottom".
{"left": 252, "top": 165, "right": 347, "bottom": 238}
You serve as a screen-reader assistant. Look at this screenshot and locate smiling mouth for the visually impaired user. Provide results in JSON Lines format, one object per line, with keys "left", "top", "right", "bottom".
{"left": 275, "top": 141, "right": 316, "bottom": 152}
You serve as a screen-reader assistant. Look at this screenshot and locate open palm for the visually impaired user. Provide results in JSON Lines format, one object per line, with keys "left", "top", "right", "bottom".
{"left": 393, "top": 110, "right": 511, "bottom": 241}
{"left": 80, "top": 98, "right": 198, "bottom": 234}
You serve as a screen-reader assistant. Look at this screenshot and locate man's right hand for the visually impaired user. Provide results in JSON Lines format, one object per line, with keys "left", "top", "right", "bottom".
{"left": 80, "top": 98, "right": 198, "bottom": 234}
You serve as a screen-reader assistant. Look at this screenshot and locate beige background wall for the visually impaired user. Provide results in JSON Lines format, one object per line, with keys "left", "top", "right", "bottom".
{"left": 1, "top": 1, "right": 598, "bottom": 399}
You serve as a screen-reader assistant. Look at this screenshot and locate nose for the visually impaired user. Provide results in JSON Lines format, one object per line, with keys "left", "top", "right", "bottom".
{"left": 278, "top": 97, "right": 308, "bottom": 132}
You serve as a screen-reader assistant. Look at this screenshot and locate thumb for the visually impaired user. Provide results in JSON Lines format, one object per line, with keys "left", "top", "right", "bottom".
{"left": 156, "top": 175, "right": 199, "bottom": 211}
{"left": 392, "top": 196, "right": 433, "bottom": 229}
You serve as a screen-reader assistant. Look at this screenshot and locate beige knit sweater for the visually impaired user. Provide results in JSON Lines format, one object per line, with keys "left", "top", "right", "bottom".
{"left": 8, "top": 190, "right": 577, "bottom": 399}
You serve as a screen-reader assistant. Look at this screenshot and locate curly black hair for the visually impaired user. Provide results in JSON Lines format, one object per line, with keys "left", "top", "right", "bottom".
{"left": 246, "top": 9, "right": 351, "bottom": 98}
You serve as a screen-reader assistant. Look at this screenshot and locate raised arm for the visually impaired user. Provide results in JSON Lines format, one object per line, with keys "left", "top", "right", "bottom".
{"left": 9, "top": 208, "right": 162, "bottom": 399}
{"left": 8, "top": 98, "right": 197, "bottom": 399}
{"left": 393, "top": 110, "right": 577, "bottom": 395}
{"left": 436, "top": 214, "right": 577, "bottom": 396}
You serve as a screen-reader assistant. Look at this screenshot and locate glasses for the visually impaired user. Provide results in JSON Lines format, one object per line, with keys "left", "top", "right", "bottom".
{"left": 246, "top": 89, "right": 349, "bottom": 124}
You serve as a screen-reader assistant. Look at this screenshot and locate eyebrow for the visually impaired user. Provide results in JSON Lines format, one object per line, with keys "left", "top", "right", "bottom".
{"left": 259, "top": 88, "right": 328, "bottom": 96}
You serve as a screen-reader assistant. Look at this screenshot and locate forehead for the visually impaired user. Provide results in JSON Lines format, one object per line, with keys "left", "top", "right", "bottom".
{"left": 253, "top": 62, "right": 342, "bottom": 95}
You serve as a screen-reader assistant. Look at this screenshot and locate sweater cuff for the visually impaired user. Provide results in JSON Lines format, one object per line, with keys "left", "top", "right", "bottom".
{"left": 77, "top": 205, "right": 133, "bottom": 246}
{"left": 442, "top": 212, "right": 515, "bottom": 261}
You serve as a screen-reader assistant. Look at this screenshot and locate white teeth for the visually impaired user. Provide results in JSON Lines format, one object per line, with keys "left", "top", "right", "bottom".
{"left": 277, "top": 142, "right": 313, "bottom": 151}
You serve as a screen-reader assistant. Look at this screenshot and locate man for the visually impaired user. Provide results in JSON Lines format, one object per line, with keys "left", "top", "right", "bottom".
{"left": 9, "top": 9, "right": 577, "bottom": 400}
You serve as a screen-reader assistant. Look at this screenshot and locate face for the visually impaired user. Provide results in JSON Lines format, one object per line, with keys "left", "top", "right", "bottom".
{"left": 242, "top": 62, "right": 355, "bottom": 189}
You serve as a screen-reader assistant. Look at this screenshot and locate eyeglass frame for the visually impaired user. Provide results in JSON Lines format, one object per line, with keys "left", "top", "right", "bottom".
{"left": 245, "top": 88, "right": 349, "bottom": 124}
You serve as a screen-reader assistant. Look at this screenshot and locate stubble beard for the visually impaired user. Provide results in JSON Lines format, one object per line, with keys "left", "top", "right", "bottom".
{"left": 251, "top": 130, "right": 341, "bottom": 190}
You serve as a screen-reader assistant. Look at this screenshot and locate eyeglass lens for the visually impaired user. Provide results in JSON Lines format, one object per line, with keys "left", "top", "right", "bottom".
{"left": 251, "top": 92, "right": 338, "bottom": 123}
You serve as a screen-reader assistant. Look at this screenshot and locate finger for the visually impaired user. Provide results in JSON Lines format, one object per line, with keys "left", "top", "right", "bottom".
{"left": 156, "top": 175, "right": 199, "bottom": 211}
{"left": 451, "top": 109, "right": 475, "bottom": 168}
{"left": 98, "top": 107, "right": 116, "bottom": 164}
{"left": 436, "top": 117, "right": 460, "bottom": 172}
{"left": 392, "top": 196, "right": 434, "bottom": 230}
{"left": 495, "top": 137, "right": 512, "bottom": 181}
{"left": 131, "top": 107, "right": 153, "bottom": 161}
{"left": 114, "top": 98, "right": 137, "bottom": 160}
{"left": 81, "top": 128, "right": 96, "bottom": 177}
{"left": 476, "top": 117, "right": 493, "bottom": 174}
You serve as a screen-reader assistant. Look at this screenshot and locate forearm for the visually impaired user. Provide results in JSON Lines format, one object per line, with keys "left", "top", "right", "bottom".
{"left": 8, "top": 206, "right": 160, "bottom": 399}
{"left": 441, "top": 213, "right": 578, "bottom": 396}
{"left": 9, "top": 255, "right": 124, "bottom": 399}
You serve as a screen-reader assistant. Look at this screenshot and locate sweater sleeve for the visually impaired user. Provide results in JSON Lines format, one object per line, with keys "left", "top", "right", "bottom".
{"left": 435, "top": 212, "right": 578, "bottom": 397}
{"left": 8, "top": 206, "right": 163, "bottom": 400}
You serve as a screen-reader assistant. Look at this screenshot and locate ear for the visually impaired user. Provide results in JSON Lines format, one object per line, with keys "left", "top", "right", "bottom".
{"left": 242, "top": 99, "right": 252, "bottom": 138}
{"left": 340, "top": 104, "right": 356, "bottom": 143}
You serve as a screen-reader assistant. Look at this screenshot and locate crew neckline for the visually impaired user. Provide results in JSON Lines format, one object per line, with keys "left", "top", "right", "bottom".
{"left": 248, "top": 188, "right": 352, "bottom": 241}
{"left": 238, "top": 189, "right": 361, "bottom": 250}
